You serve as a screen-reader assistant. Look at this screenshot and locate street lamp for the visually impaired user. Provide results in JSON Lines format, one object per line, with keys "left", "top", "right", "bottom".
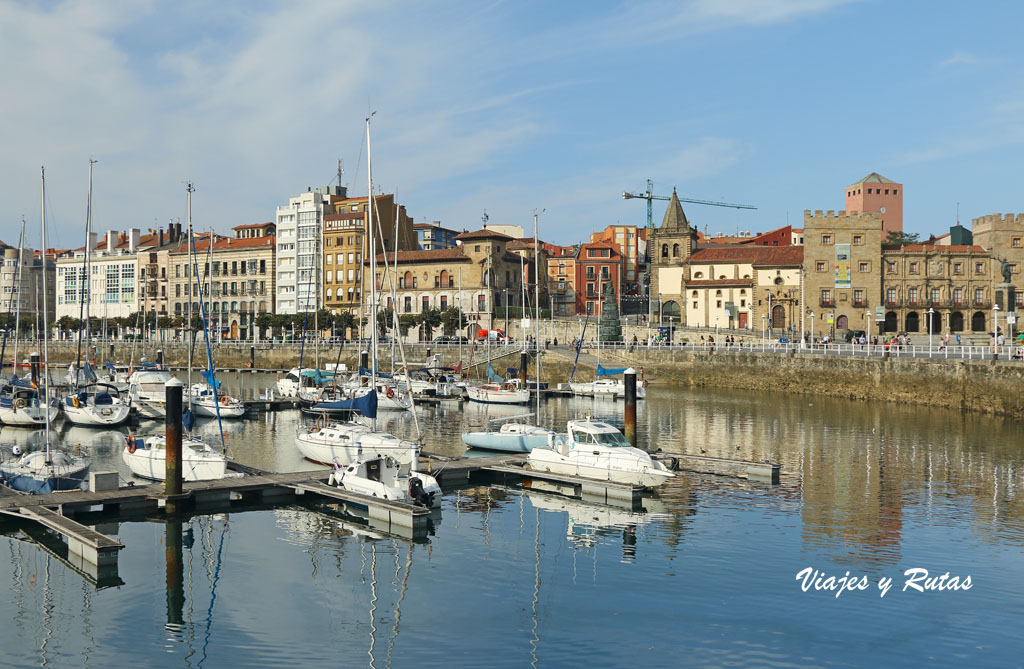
{"left": 809, "top": 311, "right": 815, "bottom": 348}
{"left": 993, "top": 304, "right": 1001, "bottom": 357}
{"left": 761, "top": 313, "right": 766, "bottom": 346}
{"left": 865, "top": 311, "right": 871, "bottom": 349}
{"left": 658, "top": 292, "right": 663, "bottom": 324}
{"left": 715, "top": 315, "right": 719, "bottom": 345}
{"left": 927, "top": 307, "right": 934, "bottom": 355}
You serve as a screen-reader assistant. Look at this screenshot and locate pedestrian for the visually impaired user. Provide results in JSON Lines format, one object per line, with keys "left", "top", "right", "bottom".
{"left": 553, "top": 336, "right": 558, "bottom": 347}
{"left": 956, "top": 333, "right": 961, "bottom": 346}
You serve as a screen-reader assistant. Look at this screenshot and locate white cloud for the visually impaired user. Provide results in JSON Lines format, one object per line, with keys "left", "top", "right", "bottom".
{"left": 938, "top": 50, "right": 1002, "bottom": 68}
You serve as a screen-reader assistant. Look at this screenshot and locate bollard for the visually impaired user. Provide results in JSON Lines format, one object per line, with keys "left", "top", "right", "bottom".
{"left": 109, "top": 343, "right": 115, "bottom": 360}
{"left": 624, "top": 367, "right": 637, "bottom": 449}
{"left": 249, "top": 345, "right": 255, "bottom": 370}
{"left": 156, "top": 349, "right": 165, "bottom": 369}
{"left": 30, "top": 352, "right": 40, "bottom": 386}
{"left": 165, "top": 377, "right": 184, "bottom": 511}
{"left": 165, "top": 518, "right": 184, "bottom": 629}
{"left": 520, "top": 350, "right": 528, "bottom": 386}
{"left": 426, "top": 347, "right": 432, "bottom": 360}
{"left": 360, "top": 350, "right": 369, "bottom": 372}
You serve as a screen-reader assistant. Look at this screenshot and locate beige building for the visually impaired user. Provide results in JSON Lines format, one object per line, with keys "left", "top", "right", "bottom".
{"left": 1, "top": 243, "right": 55, "bottom": 322}
{"left": 973, "top": 213, "right": 1024, "bottom": 314}
{"left": 138, "top": 222, "right": 184, "bottom": 322}
{"left": 168, "top": 224, "right": 275, "bottom": 340}
{"left": 802, "top": 210, "right": 884, "bottom": 333}
{"left": 649, "top": 191, "right": 699, "bottom": 322}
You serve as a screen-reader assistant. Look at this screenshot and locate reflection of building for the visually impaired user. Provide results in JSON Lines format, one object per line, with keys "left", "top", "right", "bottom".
{"left": 845, "top": 172, "right": 903, "bottom": 235}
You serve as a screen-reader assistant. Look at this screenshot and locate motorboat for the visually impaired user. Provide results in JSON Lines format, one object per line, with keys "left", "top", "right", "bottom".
{"left": 328, "top": 453, "right": 441, "bottom": 508}
{"left": 0, "top": 447, "right": 90, "bottom": 493}
{"left": 570, "top": 377, "right": 646, "bottom": 400}
{"left": 189, "top": 383, "right": 246, "bottom": 418}
{"left": 126, "top": 366, "right": 175, "bottom": 418}
{"left": 461, "top": 420, "right": 554, "bottom": 453}
{"left": 122, "top": 432, "right": 233, "bottom": 482}
{"left": 527, "top": 419, "right": 674, "bottom": 487}
{"left": 466, "top": 379, "right": 530, "bottom": 405}
{"left": 62, "top": 383, "right": 131, "bottom": 427}
{"left": 0, "top": 383, "right": 59, "bottom": 427}
{"left": 296, "top": 419, "right": 420, "bottom": 468}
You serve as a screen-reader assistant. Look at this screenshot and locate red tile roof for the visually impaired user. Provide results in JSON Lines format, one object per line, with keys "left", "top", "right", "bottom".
{"left": 455, "top": 229, "right": 514, "bottom": 241}
{"left": 170, "top": 234, "right": 275, "bottom": 254}
{"left": 687, "top": 245, "right": 803, "bottom": 266}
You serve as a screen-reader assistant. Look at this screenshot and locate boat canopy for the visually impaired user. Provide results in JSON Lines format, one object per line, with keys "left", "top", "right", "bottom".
{"left": 311, "top": 389, "right": 378, "bottom": 418}
{"left": 358, "top": 366, "right": 392, "bottom": 379}
{"left": 596, "top": 365, "right": 628, "bottom": 376}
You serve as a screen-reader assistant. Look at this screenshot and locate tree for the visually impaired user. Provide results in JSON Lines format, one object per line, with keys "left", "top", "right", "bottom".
{"left": 416, "top": 308, "right": 442, "bottom": 341}
{"left": 376, "top": 308, "right": 395, "bottom": 338}
{"left": 398, "top": 313, "right": 418, "bottom": 337}
{"left": 440, "top": 307, "right": 468, "bottom": 336}
{"left": 884, "top": 231, "right": 920, "bottom": 246}
{"left": 335, "top": 311, "right": 357, "bottom": 339}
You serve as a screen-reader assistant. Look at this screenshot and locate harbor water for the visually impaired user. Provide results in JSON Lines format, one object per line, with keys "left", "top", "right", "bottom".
{"left": 0, "top": 374, "right": 1022, "bottom": 666}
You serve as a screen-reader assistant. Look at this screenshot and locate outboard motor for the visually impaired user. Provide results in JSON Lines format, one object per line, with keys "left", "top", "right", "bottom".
{"left": 408, "top": 477, "right": 434, "bottom": 508}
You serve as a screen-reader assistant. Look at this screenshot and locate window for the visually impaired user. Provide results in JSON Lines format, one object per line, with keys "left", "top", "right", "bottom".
{"left": 821, "top": 289, "right": 832, "bottom": 304}
{"left": 908, "top": 288, "right": 918, "bottom": 304}
{"left": 886, "top": 288, "right": 896, "bottom": 303}
{"left": 1017, "top": 292, "right": 1024, "bottom": 307}
{"left": 692, "top": 302, "right": 698, "bottom": 309}
{"left": 1012, "top": 264, "right": 1019, "bottom": 274}
{"left": 586, "top": 266, "right": 595, "bottom": 279}
{"left": 931, "top": 288, "right": 941, "bottom": 304}
{"left": 885, "top": 189, "right": 890, "bottom": 195}
{"left": 661, "top": 244, "right": 668, "bottom": 258}
{"left": 816, "top": 261, "right": 826, "bottom": 272}
{"left": 859, "top": 262, "right": 869, "bottom": 272}
{"left": 887, "top": 262, "right": 896, "bottom": 274}
{"left": 404, "top": 296, "right": 412, "bottom": 312}
{"left": 975, "top": 288, "right": 984, "bottom": 305}
{"left": 1014, "top": 238, "right": 1022, "bottom": 248}
{"left": 976, "top": 262, "right": 985, "bottom": 274}
{"left": 692, "top": 290, "right": 698, "bottom": 297}
{"left": 715, "top": 290, "right": 723, "bottom": 297}
{"left": 893, "top": 190, "right": 898, "bottom": 195}
{"left": 694, "top": 272, "right": 703, "bottom": 278}
{"left": 909, "top": 262, "right": 918, "bottom": 274}
{"left": 440, "top": 296, "right": 448, "bottom": 310}
{"left": 672, "top": 244, "right": 679, "bottom": 257}
{"left": 854, "top": 289, "right": 864, "bottom": 305}
{"left": 953, "top": 262, "right": 962, "bottom": 274}
{"left": 716, "top": 300, "right": 722, "bottom": 308}
{"left": 587, "top": 283, "right": 595, "bottom": 298}
{"left": 953, "top": 288, "right": 963, "bottom": 305}
{"left": 853, "top": 235, "right": 863, "bottom": 245}
{"left": 822, "top": 234, "right": 832, "bottom": 245}
{"left": 422, "top": 296, "right": 429, "bottom": 312}
{"left": 740, "top": 299, "right": 746, "bottom": 307}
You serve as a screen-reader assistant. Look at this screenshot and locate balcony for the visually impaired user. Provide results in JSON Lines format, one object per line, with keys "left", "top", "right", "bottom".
{"left": 819, "top": 300, "right": 834, "bottom": 307}
{"left": 853, "top": 301, "right": 867, "bottom": 308}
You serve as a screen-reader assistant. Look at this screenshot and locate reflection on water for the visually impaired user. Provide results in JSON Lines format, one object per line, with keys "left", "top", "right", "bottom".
{"left": 0, "top": 383, "right": 1022, "bottom": 664}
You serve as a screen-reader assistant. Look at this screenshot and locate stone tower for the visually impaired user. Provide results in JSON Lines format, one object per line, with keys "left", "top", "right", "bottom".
{"left": 649, "top": 188, "right": 699, "bottom": 322}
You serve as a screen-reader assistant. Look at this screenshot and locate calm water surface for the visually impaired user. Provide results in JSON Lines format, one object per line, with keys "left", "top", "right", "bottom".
{"left": 0, "top": 374, "right": 1023, "bottom": 667}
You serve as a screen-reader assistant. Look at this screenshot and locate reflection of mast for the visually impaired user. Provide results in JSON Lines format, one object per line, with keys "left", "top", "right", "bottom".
{"left": 366, "top": 541, "right": 379, "bottom": 669}
{"left": 385, "top": 540, "right": 413, "bottom": 668}
{"left": 530, "top": 506, "right": 540, "bottom": 669}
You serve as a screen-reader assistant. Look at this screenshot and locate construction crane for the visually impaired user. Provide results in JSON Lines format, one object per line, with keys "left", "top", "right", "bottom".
{"left": 622, "top": 179, "right": 756, "bottom": 228}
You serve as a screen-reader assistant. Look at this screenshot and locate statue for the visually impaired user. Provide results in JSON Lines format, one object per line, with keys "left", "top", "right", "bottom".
{"left": 1001, "top": 258, "right": 1013, "bottom": 284}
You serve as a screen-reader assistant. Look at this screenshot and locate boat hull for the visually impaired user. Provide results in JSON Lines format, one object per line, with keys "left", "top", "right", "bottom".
{"left": 461, "top": 431, "right": 551, "bottom": 453}
{"left": 527, "top": 449, "right": 674, "bottom": 487}
{"left": 0, "top": 405, "right": 59, "bottom": 427}
{"left": 0, "top": 453, "right": 90, "bottom": 494}
{"left": 62, "top": 403, "right": 131, "bottom": 427}
{"left": 122, "top": 439, "right": 230, "bottom": 481}
{"left": 466, "top": 387, "right": 529, "bottom": 404}
{"left": 190, "top": 400, "right": 246, "bottom": 418}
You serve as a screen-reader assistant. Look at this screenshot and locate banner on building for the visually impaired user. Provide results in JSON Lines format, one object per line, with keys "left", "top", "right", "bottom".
{"left": 835, "top": 244, "right": 851, "bottom": 289}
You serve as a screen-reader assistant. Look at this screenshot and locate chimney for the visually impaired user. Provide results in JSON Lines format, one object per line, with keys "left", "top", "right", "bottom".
{"left": 86, "top": 232, "right": 96, "bottom": 253}
{"left": 176, "top": 222, "right": 182, "bottom": 240}
{"left": 159, "top": 230, "right": 164, "bottom": 247}
{"left": 106, "top": 230, "right": 117, "bottom": 253}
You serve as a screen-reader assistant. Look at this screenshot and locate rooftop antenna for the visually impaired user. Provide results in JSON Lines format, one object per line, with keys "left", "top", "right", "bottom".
{"left": 336, "top": 159, "right": 344, "bottom": 188}
{"left": 482, "top": 210, "right": 489, "bottom": 227}
{"left": 956, "top": 202, "right": 960, "bottom": 226}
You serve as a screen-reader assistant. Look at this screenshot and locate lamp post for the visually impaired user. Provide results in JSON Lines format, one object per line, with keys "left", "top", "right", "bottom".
{"left": 761, "top": 313, "right": 766, "bottom": 346}
{"left": 927, "top": 307, "right": 934, "bottom": 356}
{"left": 865, "top": 311, "right": 871, "bottom": 351}
{"left": 715, "top": 315, "right": 719, "bottom": 345}
{"left": 809, "top": 311, "right": 815, "bottom": 348}
{"left": 658, "top": 292, "right": 663, "bottom": 324}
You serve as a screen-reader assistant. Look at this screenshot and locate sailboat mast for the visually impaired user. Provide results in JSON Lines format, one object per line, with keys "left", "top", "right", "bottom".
{"left": 366, "top": 113, "right": 377, "bottom": 415}
{"left": 533, "top": 211, "right": 540, "bottom": 417}
{"left": 74, "top": 159, "right": 95, "bottom": 386}
{"left": 40, "top": 166, "right": 52, "bottom": 459}
{"left": 186, "top": 183, "right": 194, "bottom": 406}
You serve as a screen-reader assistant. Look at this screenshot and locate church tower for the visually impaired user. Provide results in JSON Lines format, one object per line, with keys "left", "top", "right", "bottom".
{"left": 649, "top": 188, "right": 698, "bottom": 321}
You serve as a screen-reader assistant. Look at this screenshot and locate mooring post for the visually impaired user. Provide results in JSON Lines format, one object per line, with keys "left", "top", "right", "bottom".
{"left": 249, "top": 345, "right": 255, "bottom": 370}
{"left": 624, "top": 367, "right": 637, "bottom": 449}
{"left": 30, "top": 351, "right": 40, "bottom": 385}
{"left": 520, "top": 350, "right": 528, "bottom": 386}
{"left": 156, "top": 349, "right": 165, "bottom": 368}
{"left": 109, "top": 342, "right": 115, "bottom": 360}
{"left": 426, "top": 347, "right": 432, "bottom": 360}
{"left": 165, "top": 518, "right": 184, "bottom": 628}
{"left": 165, "top": 377, "right": 184, "bottom": 512}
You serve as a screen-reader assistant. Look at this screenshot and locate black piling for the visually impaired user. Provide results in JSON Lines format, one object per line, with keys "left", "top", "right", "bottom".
{"left": 624, "top": 367, "right": 637, "bottom": 449}
{"left": 249, "top": 345, "right": 255, "bottom": 370}
{"left": 156, "top": 349, "right": 165, "bottom": 368}
{"left": 520, "top": 350, "right": 528, "bottom": 386}
{"left": 165, "top": 378, "right": 184, "bottom": 513}
{"left": 109, "top": 343, "right": 115, "bottom": 361}
{"left": 360, "top": 350, "right": 369, "bottom": 372}
{"left": 29, "top": 352, "right": 40, "bottom": 385}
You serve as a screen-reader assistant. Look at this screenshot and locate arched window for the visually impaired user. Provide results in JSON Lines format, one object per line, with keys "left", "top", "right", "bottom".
{"left": 661, "top": 244, "right": 668, "bottom": 258}
{"left": 691, "top": 290, "right": 698, "bottom": 297}
{"left": 694, "top": 272, "right": 703, "bottom": 278}
{"left": 672, "top": 244, "right": 680, "bottom": 257}
{"left": 715, "top": 290, "right": 723, "bottom": 297}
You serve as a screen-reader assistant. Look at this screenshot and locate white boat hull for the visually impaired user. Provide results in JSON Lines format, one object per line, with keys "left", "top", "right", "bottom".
{"left": 527, "top": 449, "right": 674, "bottom": 487}
{"left": 466, "top": 386, "right": 529, "bottom": 404}
{"left": 0, "top": 404, "right": 59, "bottom": 427}
{"left": 62, "top": 402, "right": 131, "bottom": 427}
{"left": 122, "top": 436, "right": 231, "bottom": 481}
{"left": 190, "top": 398, "right": 246, "bottom": 418}
{"left": 296, "top": 424, "right": 417, "bottom": 467}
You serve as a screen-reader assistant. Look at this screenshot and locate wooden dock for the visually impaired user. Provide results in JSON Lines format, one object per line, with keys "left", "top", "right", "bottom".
{"left": 484, "top": 464, "right": 644, "bottom": 504}
{"left": 657, "top": 453, "right": 781, "bottom": 484}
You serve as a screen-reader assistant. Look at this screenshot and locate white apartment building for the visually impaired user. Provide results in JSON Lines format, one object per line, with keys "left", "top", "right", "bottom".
{"left": 275, "top": 186, "right": 346, "bottom": 314}
{"left": 55, "top": 229, "right": 147, "bottom": 322}
{"left": 0, "top": 243, "right": 55, "bottom": 320}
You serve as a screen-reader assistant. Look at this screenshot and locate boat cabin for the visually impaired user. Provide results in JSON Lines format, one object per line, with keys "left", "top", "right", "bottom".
{"left": 567, "top": 420, "right": 630, "bottom": 447}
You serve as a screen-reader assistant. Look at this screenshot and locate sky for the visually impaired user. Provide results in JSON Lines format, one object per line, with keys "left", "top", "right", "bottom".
{"left": 2, "top": 0, "right": 1024, "bottom": 249}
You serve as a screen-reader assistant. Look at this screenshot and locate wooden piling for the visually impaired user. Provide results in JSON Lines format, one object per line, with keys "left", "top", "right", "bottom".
{"left": 624, "top": 367, "right": 637, "bottom": 449}
{"left": 164, "top": 378, "right": 184, "bottom": 511}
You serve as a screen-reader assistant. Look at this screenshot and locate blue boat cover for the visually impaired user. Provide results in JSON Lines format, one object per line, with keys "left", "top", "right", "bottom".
{"left": 312, "top": 389, "right": 377, "bottom": 419}
{"left": 358, "top": 366, "right": 392, "bottom": 379}
{"left": 200, "top": 369, "right": 221, "bottom": 389}
{"left": 183, "top": 409, "right": 195, "bottom": 432}
{"left": 597, "top": 365, "right": 628, "bottom": 376}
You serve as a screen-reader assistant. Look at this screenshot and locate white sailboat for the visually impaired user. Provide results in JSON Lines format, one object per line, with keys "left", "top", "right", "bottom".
{"left": 188, "top": 383, "right": 245, "bottom": 418}
{"left": 296, "top": 115, "right": 421, "bottom": 468}
{"left": 122, "top": 183, "right": 231, "bottom": 481}
{"left": 0, "top": 167, "right": 90, "bottom": 492}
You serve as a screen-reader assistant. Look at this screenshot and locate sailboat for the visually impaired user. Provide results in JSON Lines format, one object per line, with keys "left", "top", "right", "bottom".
{"left": 122, "top": 183, "right": 232, "bottom": 481}
{"left": 295, "top": 115, "right": 422, "bottom": 468}
{"left": 0, "top": 167, "right": 90, "bottom": 492}
{"left": 62, "top": 160, "right": 130, "bottom": 427}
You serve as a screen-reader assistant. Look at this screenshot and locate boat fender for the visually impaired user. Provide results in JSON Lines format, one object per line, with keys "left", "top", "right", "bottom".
{"left": 13, "top": 398, "right": 25, "bottom": 410}
{"left": 642, "top": 379, "right": 649, "bottom": 389}
{"left": 70, "top": 396, "right": 80, "bottom": 409}
{"left": 385, "top": 387, "right": 395, "bottom": 399}
{"left": 12, "top": 445, "right": 21, "bottom": 456}
{"left": 126, "top": 434, "right": 137, "bottom": 454}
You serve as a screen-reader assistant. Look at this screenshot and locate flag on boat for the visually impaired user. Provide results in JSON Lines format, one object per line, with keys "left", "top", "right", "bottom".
{"left": 596, "top": 365, "right": 629, "bottom": 376}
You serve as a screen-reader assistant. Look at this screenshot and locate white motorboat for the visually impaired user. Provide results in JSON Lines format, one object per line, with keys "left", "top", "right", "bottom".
{"left": 466, "top": 379, "right": 530, "bottom": 405}
{"left": 122, "top": 433, "right": 232, "bottom": 482}
{"left": 62, "top": 383, "right": 131, "bottom": 427}
{"left": 328, "top": 453, "right": 441, "bottom": 508}
{"left": 0, "top": 384, "right": 59, "bottom": 427}
{"left": 570, "top": 378, "right": 646, "bottom": 400}
{"left": 296, "top": 419, "right": 420, "bottom": 467}
{"left": 277, "top": 367, "right": 335, "bottom": 399}
{"left": 461, "top": 421, "right": 554, "bottom": 453}
{"left": 189, "top": 384, "right": 246, "bottom": 418}
{"left": 127, "top": 367, "right": 175, "bottom": 418}
{"left": 527, "top": 419, "right": 674, "bottom": 488}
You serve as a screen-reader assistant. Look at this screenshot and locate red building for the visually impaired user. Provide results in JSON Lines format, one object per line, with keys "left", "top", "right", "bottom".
{"left": 574, "top": 241, "right": 622, "bottom": 316}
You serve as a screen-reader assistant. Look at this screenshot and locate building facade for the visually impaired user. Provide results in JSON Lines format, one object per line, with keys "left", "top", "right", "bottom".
{"left": 574, "top": 241, "right": 622, "bottom": 317}
{"left": 55, "top": 229, "right": 148, "bottom": 323}
{"left": 2, "top": 244, "right": 55, "bottom": 322}
{"left": 414, "top": 222, "right": 459, "bottom": 250}
{"left": 649, "top": 191, "right": 699, "bottom": 322}
{"left": 547, "top": 246, "right": 577, "bottom": 317}
{"left": 274, "top": 186, "right": 348, "bottom": 315}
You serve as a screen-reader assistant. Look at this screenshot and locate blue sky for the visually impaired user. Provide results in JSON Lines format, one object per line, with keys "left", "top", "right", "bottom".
{"left": 2, "top": 0, "right": 1023, "bottom": 248}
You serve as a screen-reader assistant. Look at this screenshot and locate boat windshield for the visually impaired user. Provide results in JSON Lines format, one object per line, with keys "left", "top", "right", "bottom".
{"left": 573, "top": 430, "right": 629, "bottom": 446}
